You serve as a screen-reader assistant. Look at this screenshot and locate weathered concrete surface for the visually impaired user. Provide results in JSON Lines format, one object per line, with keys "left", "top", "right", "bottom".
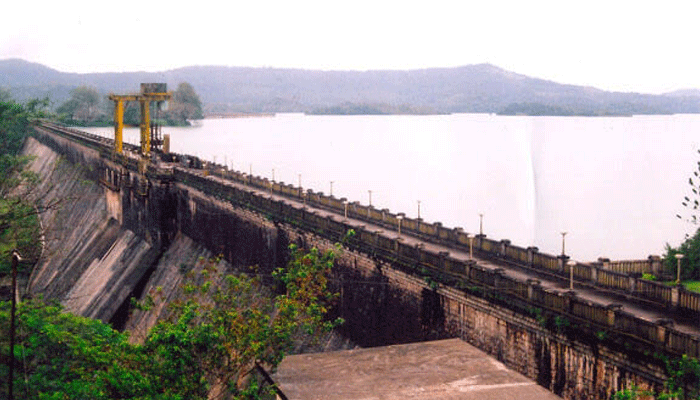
{"left": 274, "top": 338, "right": 561, "bottom": 400}
{"left": 23, "top": 137, "right": 157, "bottom": 322}
{"left": 124, "top": 232, "right": 226, "bottom": 343}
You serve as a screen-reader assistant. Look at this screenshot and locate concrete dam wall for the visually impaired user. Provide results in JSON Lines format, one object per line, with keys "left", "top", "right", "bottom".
{"left": 24, "top": 124, "right": 686, "bottom": 399}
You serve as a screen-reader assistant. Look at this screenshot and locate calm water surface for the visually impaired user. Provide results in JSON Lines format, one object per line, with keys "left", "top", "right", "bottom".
{"left": 81, "top": 113, "right": 700, "bottom": 262}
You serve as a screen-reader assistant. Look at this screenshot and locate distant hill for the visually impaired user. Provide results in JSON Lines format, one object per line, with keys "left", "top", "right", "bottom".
{"left": 664, "top": 88, "right": 700, "bottom": 98}
{"left": 2, "top": 58, "right": 700, "bottom": 115}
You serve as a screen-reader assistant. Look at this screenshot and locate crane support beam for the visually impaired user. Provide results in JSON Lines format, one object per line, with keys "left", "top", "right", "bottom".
{"left": 108, "top": 86, "right": 171, "bottom": 158}
{"left": 114, "top": 99, "right": 124, "bottom": 155}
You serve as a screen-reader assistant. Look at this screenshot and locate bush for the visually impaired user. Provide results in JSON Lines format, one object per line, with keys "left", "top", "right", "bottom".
{"left": 664, "top": 228, "right": 700, "bottom": 281}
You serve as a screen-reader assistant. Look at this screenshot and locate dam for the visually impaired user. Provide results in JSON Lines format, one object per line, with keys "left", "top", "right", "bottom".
{"left": 23, "top": 120, "right": 700, "bottom": 399}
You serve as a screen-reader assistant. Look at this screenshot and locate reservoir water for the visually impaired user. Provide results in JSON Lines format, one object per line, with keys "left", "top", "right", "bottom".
{"left": 80, "top": 113, "right": 700, "bottom": 262}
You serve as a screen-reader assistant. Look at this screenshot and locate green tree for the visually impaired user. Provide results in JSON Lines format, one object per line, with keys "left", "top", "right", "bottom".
{"left": 145, "top": 244, "right": 341, "bottom": 398}
{"left": 56, "top": 86, "right": 104, "bottom": 123}
{"left": 670, "top": 149, "right": 700, "bottom": 281}
{"left": 165, "top": 82, "right": 203, "bottom": 125}
{"left": 0, "top": 98, "right": 51, "bottom": 277}
{"left": 664, "top": 228, "right": 700, "bottom": 281}
{"left": 679, "top": 149, "right": 700, "bottom": 226}
{"left": 0, "top": 298, "right": 154, "bottom": 399}
{"left": 1, "top": 245, "right": 340, "bottom": 399}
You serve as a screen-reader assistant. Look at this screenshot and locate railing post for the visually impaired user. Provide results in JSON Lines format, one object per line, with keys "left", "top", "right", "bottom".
{"left": 649, "top": 255, "right": 662, "bottom": 275}
{"left": 527, "top": 279, "right": 541, "bottom": 301}
{"left": 438, "top": 251, "right": 450, "bottom": 271}
{"left": 476, "top": 233, "right": 485, "bottom": 251}
{"left": 655, "top": 318, "right": 674, "bottom": 345}
{"left": 500, "top": 239, "right": 510, "bottom": 257}
{"left": 453, "top": 227, "right": 463, "bottom": 245}
{"left": 493, "top": 268, "right": 505, "bottom": 289}
{"left": 591, "top": 261, "right": 601, "bottom": 284}
{"left": 671, "top": 286, "right": 680, "bottom": 309}
{"left": 527, "top": 246, "right": 538, "bottom": 267}
{"left": 565, "top": 290, "right": 576, "bottom": 313}
{"left": 558, "top": 255, "right": 570, "bottom": 274}
{"left": 465, "top": 259, "right": 475, "bottom": 278}
{"left": 606, "top": 304, "right": 622, "bottom": 326}
{"left": 628, "top": 274, "right": 637, "bottom": 294}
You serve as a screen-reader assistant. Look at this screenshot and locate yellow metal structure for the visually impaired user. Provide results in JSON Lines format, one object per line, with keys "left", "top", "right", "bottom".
{"left": 108, "top": 84, "right": 171, "bottom": 157}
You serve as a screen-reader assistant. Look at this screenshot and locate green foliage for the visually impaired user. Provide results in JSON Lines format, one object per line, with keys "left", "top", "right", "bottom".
{"left": 612, "top": 354, "right": 700, "bottom": 399}
{"left": 553, "top": 315, "right": 570, "bottom": 333}
{"left": 56, "top": 86, "right": 104, "bottom": 124}
{"left": 610, "top": 386, "right": 652, "bottom": 400}
{"left": 55, "top": 82, "right": 203, "bottom": 127}
{"left": 164, "top": 82, "right": 203, "bottom": 125}
{"left": 663, "top": 354, "right": 700, "bottom": 399}
{"left": 144, "top": 245, "right": 340, "bottom": 398}
{"left": 0, "top": 199, "right": 41, "bottom": 276}
{"left": 642, "top": 273, "right": 657, "bottom": 281}
{"left": 0, "top": 99, "right": 48, "bottom": 277}
{"left": 1, "top": 245, "right": 340, "bottom": 399}
{"left": 682, "top": 281, "right": 700, "bottom": 293}
{"left": 664, "top": 228, "right": 700, "bottom": 281}
{"left": 0, "top": 298, "right": 152, "bottom": 400}
{"left": 666, "top": 148, "right": 700, "bottom": 282}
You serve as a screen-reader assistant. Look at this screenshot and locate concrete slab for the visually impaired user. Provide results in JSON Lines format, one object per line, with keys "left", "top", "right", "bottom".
{"left": 274, "top": 338, "right": 561, "bottom": 400}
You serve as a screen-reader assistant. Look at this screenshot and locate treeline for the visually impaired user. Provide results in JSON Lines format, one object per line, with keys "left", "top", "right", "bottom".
{"left": 56, "top": 82, "right": 203, "bottom": 127}
{"left": 310, "top": 102, "right": 440, "bottom": 115}
{"left": 497, "top": 102, "right": 677, "bottom": 116}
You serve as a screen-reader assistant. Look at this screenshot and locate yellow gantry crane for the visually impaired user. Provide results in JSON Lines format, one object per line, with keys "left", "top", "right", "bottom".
{"left": 109, "top": 83, "right": 171, "bottom": 158}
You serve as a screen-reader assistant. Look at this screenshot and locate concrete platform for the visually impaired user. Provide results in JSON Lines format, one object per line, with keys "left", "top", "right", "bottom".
{"left": 273, "top": 338, "right": 561, "bottom": 400}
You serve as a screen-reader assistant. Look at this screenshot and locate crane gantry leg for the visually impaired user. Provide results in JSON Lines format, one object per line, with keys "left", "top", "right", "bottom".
{"left": 109, "top": 83, "right": 171, "bottom": 160}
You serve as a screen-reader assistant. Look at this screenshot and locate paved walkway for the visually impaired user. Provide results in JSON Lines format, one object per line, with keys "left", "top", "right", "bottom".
{"left": 194, "top": 168, "right": 700, "bottom": 336}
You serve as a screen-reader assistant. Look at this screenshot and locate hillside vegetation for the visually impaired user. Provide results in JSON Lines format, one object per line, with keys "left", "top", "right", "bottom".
{"left": 2, "top": 59, "right": 700, "bottom": 115}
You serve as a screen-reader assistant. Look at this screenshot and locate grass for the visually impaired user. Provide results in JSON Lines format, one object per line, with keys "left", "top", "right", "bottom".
{"left": 682, "top": 281, "right": 700, "bottom": 293}
{"left": 659, "top": 279, "right": 700, "bottom": 293}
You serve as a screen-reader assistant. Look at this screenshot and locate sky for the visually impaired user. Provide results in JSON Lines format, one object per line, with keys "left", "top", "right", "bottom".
{"left": 2, "top": 0, "right": 700, "bottom": 94}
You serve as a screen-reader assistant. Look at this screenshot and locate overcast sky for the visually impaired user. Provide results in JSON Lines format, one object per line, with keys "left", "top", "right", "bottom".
{"left": 2, "top": 0, "right": 698, "bottom": 94}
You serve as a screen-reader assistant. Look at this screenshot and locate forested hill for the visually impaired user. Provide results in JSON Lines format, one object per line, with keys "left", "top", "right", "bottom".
{"left": 3, "top": 58, "right": 700, "bottom": 115}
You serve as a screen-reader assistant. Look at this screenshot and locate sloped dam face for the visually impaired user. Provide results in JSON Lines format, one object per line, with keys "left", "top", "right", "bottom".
{"left": 24, "top": 133, "right": 281, "bottom": 334}
{"left": 23, "top": 129, "right": 674, "bottom": 400}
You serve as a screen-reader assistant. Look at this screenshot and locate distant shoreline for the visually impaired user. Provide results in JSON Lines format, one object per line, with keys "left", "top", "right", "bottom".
{"left": 204, "top": 112, "right": 275, "bottom": 119}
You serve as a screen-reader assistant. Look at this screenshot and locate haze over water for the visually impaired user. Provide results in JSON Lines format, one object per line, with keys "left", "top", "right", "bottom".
{"left": 82, "top": 113, "right": 700, "bottom": 262}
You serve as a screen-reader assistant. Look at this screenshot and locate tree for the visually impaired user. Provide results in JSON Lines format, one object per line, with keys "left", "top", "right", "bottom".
{"left": 0, "top": 88, "right": 11, "bottom": 102}
{"left": 0, "top": 244, "right": 341, "bottom": 399}
{"left": 56, "top": 86, "right": 104, "bottom": 123}
{"left": 0, "top": 298, "right": 153, "bottom": 400}
{"left": 664, "top": 228, "right": 700, "bottom": 281}
{"left": 143, "top": 244, "right": 341, "bottom": 398}
{"left": 0, "top": 98, "right": 52, "bottom": 277}
{"left": 165, "top": 82, "right": 204, "bottom": 125}
{"left": 669, "top": 149, "right": 700, "bottom": 280}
